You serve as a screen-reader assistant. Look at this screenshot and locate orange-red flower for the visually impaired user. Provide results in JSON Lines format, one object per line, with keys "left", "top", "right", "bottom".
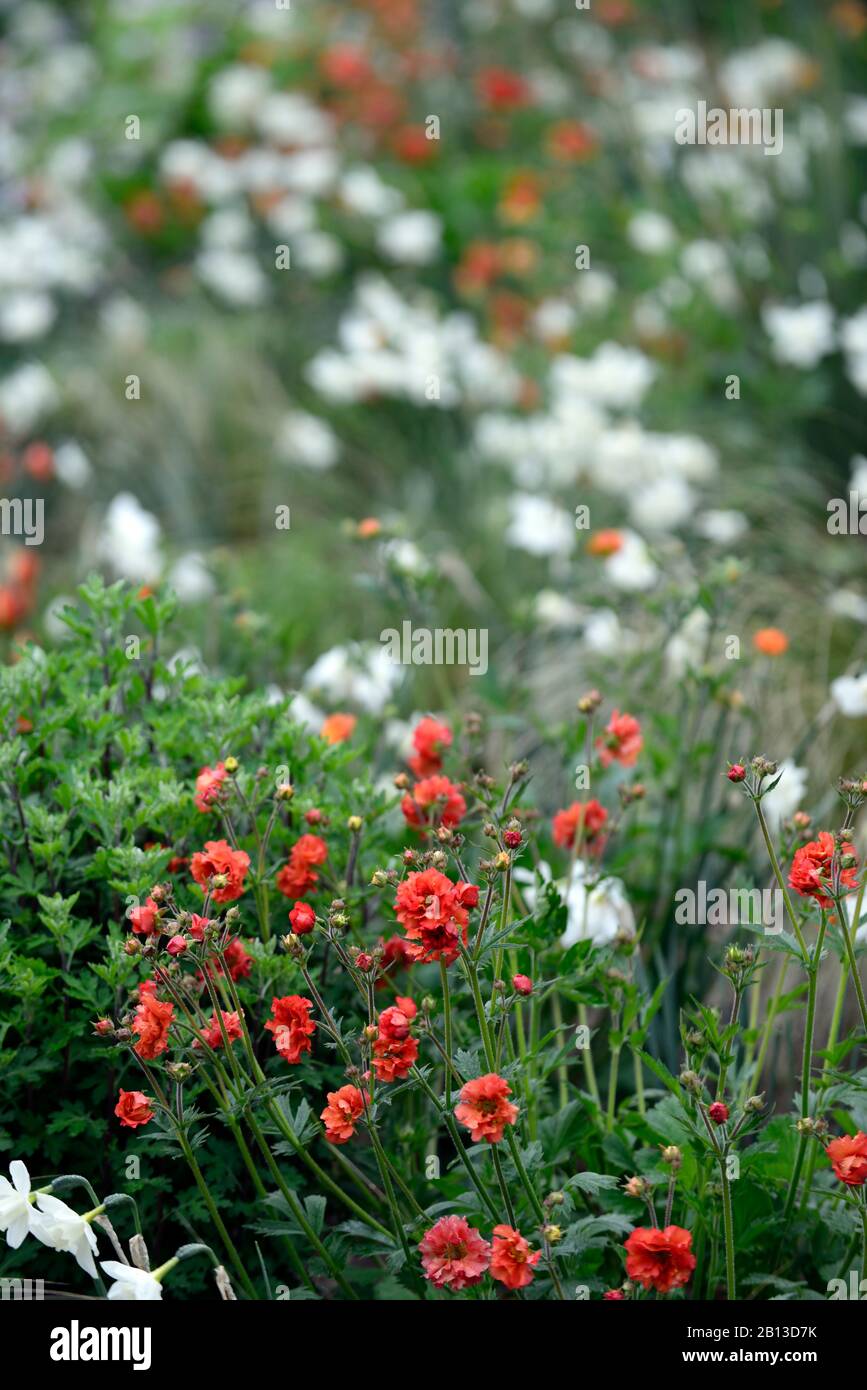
{"left": 490, "top": 1224, "right": 541, "bottom": 1289}
{"left": 132, "top": 992, "right": 174, "bottom": 1060}
{"left": 114, "top": 1089, "right": 154, "bottom": 1129}
{"left": 587, "top": 528, "right": 623, "bottom": 556}
{"left": 475, "top": 66, "right": 531, "bottom": 111}
{"left": 194, "top": 762, "right": 227, "bottom": 812}
{"left": 265, "top": 995, "right": 316, "bottom": 1064}
{"left": 753, "top": 627, "right": 789, "bottom": 656}
{"left": 276, "top": 834, "right": 328, "bottom": 899}
{"left": 401, "top": 775, "right": 467, "bottom": 829}
{"left": 129, "top": 896, "right": 161, "bottom": 936}
{"left": 408, "top": 716, "right": 452, "bottom": 777}
{"left": 321, "top": 1084, "right": 365, "bottom": 1144}
{"left": 545, "top": 119, "right": 598, "bottom": 162}
{"left": 789, "top": 831, "right": 857, "bottom": 909}
{"left": 419, "top": 1215, "right": 491, "bottom": 1290}
{"left": 321, "top": 712, "right": 357, "bottom": 744}
{"left": 455, "top": 1073, "right": 519, "bottom": 1143}
{"left": 826, "top": 1131, "right": 867, "bottom": 1186}
{"left": 597, "top": 711, "right": 642, "bottom": 768}
{"left": 624, "top": 1225, "right": 696, "bottom": 1293}
{"left": 195, "top": 1010, "right": 243, "bottom": 1050}
{"left": 190, "top": 839, "right": 250, "bottom": 904}
{"left": 372, "top": 998, "right": 418, "bottom": 1082}
{"left": 394, "top": 868, "right": 475, "bottom": 964}
{"left": 552, "top": 799, "right": 608, "bottom": 851}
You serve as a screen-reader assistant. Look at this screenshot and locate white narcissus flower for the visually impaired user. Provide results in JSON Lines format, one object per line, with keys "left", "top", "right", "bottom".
{"left": 831, "top": 672, "right": 867, "bottom": 717}
{"left": 100, "top": 1261, "right": 164, "bottom": 1301}
{"left": 32, "top": 1193, "right": 99, "bottom": 1277}
{"left": 0, "top": 1160, "right": 42, "bottom": 1249}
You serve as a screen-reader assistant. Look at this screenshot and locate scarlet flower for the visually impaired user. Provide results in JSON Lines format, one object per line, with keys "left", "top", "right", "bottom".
{"left": 587, "top": 530, "right": 624, "bottom": 557}
{"left": 394, "top": 868, "right": 474, "bottom": 964}
{"left": 372, "top": 999, "right": 418, "bottom": 1082}
{"left": 195, "top": 1010, "right": 243, "bottom": 1050}
{"left": 545, "top": 119, "right": 598, "bottom": 161}
{"left": 321, "top": 1084, "right": 365, "bottom": 1144}
{"left": 789, "top": 831, "right": 857, "bottom": 909}
{"left": 408, "top": 716, "right": 453, "bottom": 777}
{"left": 490, "top": 1224, "right": 542, "bottom": 1290}
{"left": 190, "top": 840, "right": 251, "bottom": 904}
{"left": 289, "top": 901, "right": 316, "bottom": 934}
{"left": 419, "top": 1215, "right": 491, "bottom": 1290}
{"left": 391, "top": 124, "right": 438, "bottom": 165}
{"left": 114, "top": 1090, "right": 155, "bottom": 1129}
{"left": 552, "top": 799, "right": 608, "bottom": 851}
{"left": 222, "top": 937, "right": 252, "bottom": 981}
{"left": 321, "top": 712, "right": 357, "bottom": 744}
{"left": 512, "top": 974, "right": 533, "bottom": 996}
{"left": 455, "top": 1073, "right": 519, "bottom": 1143}
{"left": 475, "top": 66, "right": 531, "bottom": 111}
{"left": 378, "top": 933, "right": 416, "bottom": 981}
{"left": 265, "top": 995, "right": 316, "bottom": 1064}
{"left": 597, "top": 710, "right": 642, "bottom": 768}
{"left": 276, "top": 834, "right": 328, "bottom": 899}
{"left": 826, "top": 1131, "right": 867, "bottom": 1186}
{"left": 727, "top": 764, "right": 746, "bottom": 782}
{"left": 166, "top": 934, "right": 187, "bottom": 956}
{"left": 708, "top": 1102, "right": 729, "bottom": 1125}
{"left": 624, "top": 1226, "right": 696, "bottom": 1293}
{"left": 401, "top": 775, "right": 467, "bottom": 829}
{"left": 320, "top": 44, "right": 371, "bottom": 87}
{"left": 132, "top": 993, "right": 174, "bottom": 1060}
{"left": 189, "top": 914, "right": 211, "bottom": 941}
{"left": 129, "top": 897, "right": 160, "bottom": 936}
{"left": 603, "top": 1289, "right": 625, "bottom": 1300}
{"left": 753, "top": 627, "right": 789, "bottom": 656}
{"left": 194, "top": 762, "right": 227, "bottom": 812}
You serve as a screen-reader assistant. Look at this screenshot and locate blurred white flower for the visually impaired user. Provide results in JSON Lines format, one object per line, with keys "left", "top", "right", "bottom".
{"left": 0, "top": 1160, "right": 41, "bottom": 1249}
{"left": 32, "top": 1193, "right": 98, "bottom": 1277}
{"left": 627, "top": 210, "right": 676, "bottom": 255}
{"left": 340, "top": 167, "right": 404, "bottom": 218}
{"left": 53, "top": 440, "right": 92, "bottom": 489}
{"left": 196, "top": 249, "right": 267, "bottom": 307}
{"left": 169, "top": 554, "right": 215, "bottom": 604}
{"left": 562, "top": 863, "right": 635, "bottom": 947}
{"left": 719, "top": 39, "right": 810, "bottom": 106}
{"left": 762, "top": 302, "right": 835, "bottom": 368}
{"left": 831, "top": 672, "right": 867, "bottom": 717}
{"left": 696, "top": 509, "right": 749, "bottom": 544}
{"left": 303, "top": 643, "right": 401, "bottom": 714}
{"left": 0, "top": 291, "right": 56, "bottom": 341}
{"left": 531, "top": 298, "right": 577, "bottom": 343}
{"left": 761, "top": 760, "right": 808, "bottom": 830}
{"left": 97, "top": 493, "right": 162, "bottom": 584}
{"left": 630, "top": 475, "right": 694, "bottom": 532}
{"left": 0, "top": 363, "right": 58, "bottom": 436}
{"left": 505, "top": 494, "right": 575, "bottom": 557}
{"left": 828, "top": 589, "right": 867, "bottom": 624}
{"left": 380, "top": 539, "right": 430, "bottom": 578}
{"left": 256, "top": 94, "right": 334, "bottom": 147}
{"left": 551, "top": 343, "right": 656, "bottom": 409}
{"left": 665, "top": 606, "right": 711, "bottom": 678}
{"left": 534, "top": 590, "right": 582, "bottom": 628}
{"left": 288, "top": 691, "right": 325, "bottom": 733}
{"left": 841, "top": 309, "right": 867, "bottom": 395}
{"left": 99, "top": 296, "right": 149, "bottom": 348}
{"left": 583, "top": 607, "right": 624, "bottom": 654}
{"left": 377, "top": 211, "right": 442, "bottom": 265}
{"left": 275, "top": 411, "right": 339, "bottom": 470}
{"left": 604, "top": 529, "right": 658, "bottom": 592}
{"left": 208, "top": 64, "right": 271, "bottom": 129}
{"left": 100, "top": 1261, "right": 164, "bottom": 1301}
{"left": 293, "top": 231, "right": 343, "bottom": 277}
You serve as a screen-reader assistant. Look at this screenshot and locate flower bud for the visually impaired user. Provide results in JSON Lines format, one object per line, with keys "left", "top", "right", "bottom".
{"left": 224, "top": 756, "right": 239, "bottom": 774}
{"left": 577, "top": 689, "right": 602, "bottom": 714}
{"left": 347, "top": 815, "right": 363, "bottom": 833}
{"left": 276, "top": 782, "right": 294, "bottom": 801}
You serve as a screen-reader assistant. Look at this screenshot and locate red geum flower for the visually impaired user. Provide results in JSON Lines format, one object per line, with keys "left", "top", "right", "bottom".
{"left": 265, "top": 995, "right": 316, "bottom": 1064}
{"left": 195, "top": 1010, "right": 243, "bottom": 1050}
{"left": 490, "top": 1224, "right": 542, "bottom": 1290}
{"left": 129, "top": 897, "right": 160, "bottom": 936}
{"left": 321, "top": 1084, "right": 365, "bottom": 1144}
{"left": 289, "top": 901, "right": 316, "bottom": 934}
{"left": 408, "top": 716, "right": 452, "bottom": 777}
{"left": 455, "top": 1073, "right": 519, "bottom": 1143}
{"left": 419, "top": 1215, "right": 491, "bottom": 1290}
{"left": 552, "top": 799, "right": 609, "bottom": 851}
{"left": 372, "top": 999, "right": 419, "bottom": 1082}
{"left": 222, "top": 937, "right": 253, "bottom": 981}
{"left": 546, "top": 119, "right": 598, "bottom": 161}
{"left": 190, "top": 839, "right": 251, "bottom": 904}
{"left": 603, "top": 1288, "right": 625, "bottom": 1300}
{"left": 276, "top": 834, "right": 328, "bottom": 899}
{"left": 826, "top": 1131, "right": 867, "bottom": 1186}
{"left": 166, "top": 934, "right": 187, "bottom": 956}
{"left": 512, "top": 974, "right": 533, "bottom": 996}
{"left": 355, "top": 952, "right": 373, "bottom": 971}
{"left": 114, "top": 1089, "right": 155, "bottom": 1129}
{"left": 475, "top": 66, "right": 531, "bottom": 111}
{"left": 132, "top": 993, "right": 174, "bottom": 1060}
{"left": 727, "top": 764, "right": 746, "bottom": 782}
{"left": 624, "top": 1226, "right": 696, "bottom": 1293}
{"left": 391, "top": 124, "right": 438, "bottom": 165}
{"left": 194, "top": 762, "right": 227, "bottom": 812}
{"left": 394, "top": 867, "right": 474, "bottom": 964}
{"left": 708, "top": 1102, "right": 729, "bottom": 1124}
{"left": 597, "top": 710, "right": 642, "bottom": 768}
{"left": 789, "top": 831, "right": 857, "bottom": 909}
{"left": 320, "top": 44, "right": 372, "bottom": 87}
{"left": 189, "top": 914, "right": 211, "bottom": 941}
{"left": 401, "top": 775, "right": 467, "bottom": 829}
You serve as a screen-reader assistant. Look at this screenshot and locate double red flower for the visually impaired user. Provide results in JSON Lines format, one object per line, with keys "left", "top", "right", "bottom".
{"left": 401, "top": 775, "right": 467, "bottom": 830}
{"left": 372, "top": 997, "right": 418, "bottom": 1081}
{"left": 789, "top": 831, "right": 857, "bottom": 909}
{"left": 624, "top": 1225, "right": 696, "bottom": 1293}
{"left": 265, "top": 995, "right": 316, "bottom": 1064}
{"left": 321, "top": 1084, "right": 365, "bottom": 1144}
{"left": 190, "top": 839, "right": 251, "bottom": 904}
{"left": 454, "top": 1073, "right": 518, "bottom": 1143}
{"left": 408, "top": 716, "right": 452, "bottom": 777}
{"left": 394, "top": 868, "right": 477, "bottom": 964}
{"left": 277, "top": 834, "right": 328, "bottom": 899}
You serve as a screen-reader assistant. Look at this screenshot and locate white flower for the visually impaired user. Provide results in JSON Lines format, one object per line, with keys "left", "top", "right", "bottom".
{"left": 288, "top": 691, "right": 325, "bottom": 733}
{"left": 380, "top": 539, "right": 430, "bottom": 578}
{"left": 827, "top": 589, "right": 867, "bottom": 624}
{"left": 97, "top": 493, "right": 162, "bottom": 584}
{"left": 696, "top": 509, "right": 749, "bottom": 544}
{"left": 762, "top": 302, "right": 835, "bottom": 368}
{"left": 196, "top": 249, "right": 267, "bottom": 307}
{"left": 550, "top": 343, "right": 656, "bottom": 409}
{"left": 831, "top": 672, "right": 867, "bottom": 717}
{"left": 665, "top": 607, "right": 711, "bottom": 679}
{"left": 760, "top": 760, "right": 808, "bottom": 830}
{"left": 562, "top": 863, "right": 635, "bottom": 947}
{"left": 0, "top": 1161, "right": 42, "bottom": 1249}
{"left": 376, "top": 211, "right": 442, "bottom": 265}
{"left": 629, "top": 475, "right": 694, "bottom": 532}
{"left": 531, "top": 298, "right": 577, "bottom": 343}
{"left": 100, "top": 1261, "right": 163, "bottom": 1301}
{"left": 303, "top": 642, "right": 401, "bottom": 714}
{"left": 0, "top": 291, "right": 56, "bottom": 341}
{"left": 339, "top": 167, "right": 404, "bottom": 219}
{"left": 208, "top": 65, "right": 271, "bottom": 129}
{"left": 275, "top": 411, "right": 339, "bottom": 471}
{"left": 169, "top": 553, "right": 215, "bottom": 603}
{"left": 627, "top": 211, "right": 676, "bottom": 255}
{"left": 583, "top": 607, "right": 624, "bottom": 654}
{"left": 0, "top": 363, "right": 58, "bottom": 437}
{"left": 604, "top": 529, "right": 658, "bottom": 592}
{"left": 32, "top": 1193, "right": 99, "bottom": 1277}
{"left": 53, "top": 440, "right": 92, "bottom": 489}
{"left": 256, "top": 94, "right": 334, "bottom": 147}
{"left": 505, "top": 494, "right": 575, "bottom": 557}
{"left": 534, "top": 590, "right": 582, "bottom": 628}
